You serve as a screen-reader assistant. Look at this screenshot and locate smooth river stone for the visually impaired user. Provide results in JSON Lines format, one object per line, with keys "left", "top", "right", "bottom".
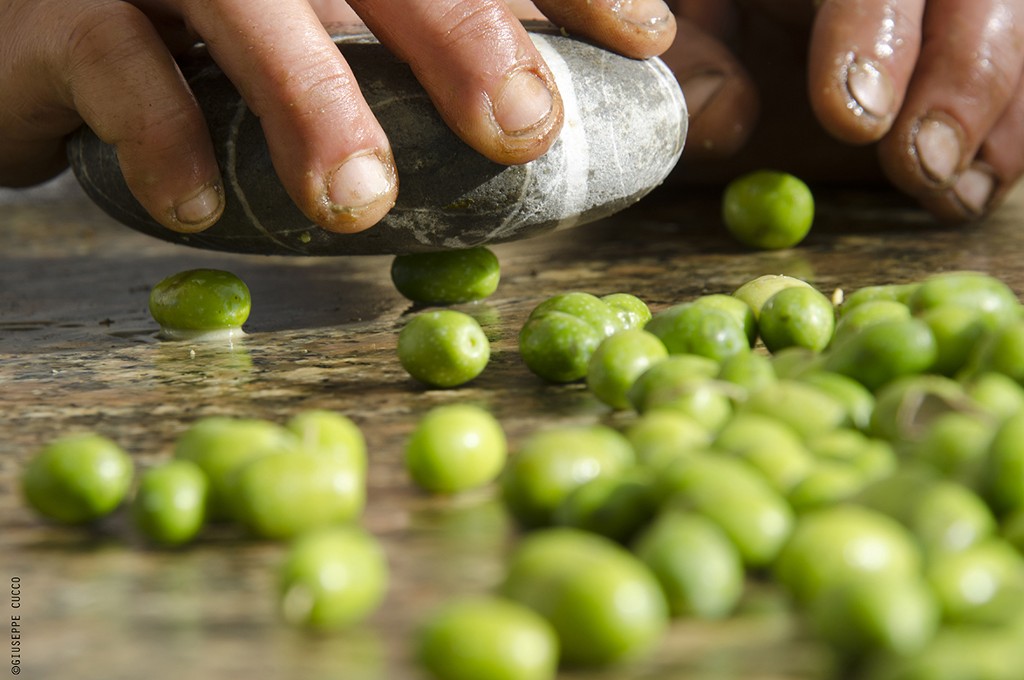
{"left": 68, "top": 25, "right": 687, "bottom": 256}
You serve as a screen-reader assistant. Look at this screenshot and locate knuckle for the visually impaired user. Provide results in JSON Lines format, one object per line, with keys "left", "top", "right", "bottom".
{"left": 433, "top": 0, "right": 515, "bottom": 49}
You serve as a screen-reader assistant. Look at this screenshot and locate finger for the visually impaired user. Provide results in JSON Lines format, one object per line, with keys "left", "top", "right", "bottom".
{"left": 878, "top": 0, "right": 1024, "bottom": 221}
{"left": 183, "top": 0, "right": 397, "bottom": 233}
{"left": 0, "top": 0, "right": 223, "bottom": 231}
{"left": 808, "top": 0, "right": 925, "bottom": 145}
{"left": 662, "top": 16, "right": 760, "bottom": 161}
{"left": 349, "top": 0, "right": 563, "bottom": 165}
{"left": 921, "top": 69, "right": 1024, "bottom": 219}
{"left": 533, "top": 0, "right": 676, "bottom": 59}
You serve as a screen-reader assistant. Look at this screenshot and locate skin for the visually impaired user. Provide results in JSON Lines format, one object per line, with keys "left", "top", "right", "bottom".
{"left": 2, "top": 0, "right": 1022, "bottom": 228}
{"left": 0, "top": 0, "right": 673, "bottom": 234}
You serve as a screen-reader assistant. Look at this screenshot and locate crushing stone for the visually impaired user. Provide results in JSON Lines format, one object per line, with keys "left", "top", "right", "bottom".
{"left": 67, "top": 23, "right": 687, "bottom": 256}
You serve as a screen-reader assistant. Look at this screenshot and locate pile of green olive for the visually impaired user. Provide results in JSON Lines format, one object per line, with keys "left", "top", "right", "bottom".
{"left": 469, "top": 269, "right": 1024, "bottom": 680}
{"left": 21, "top": 260, "right": 1024, "bottom": 680}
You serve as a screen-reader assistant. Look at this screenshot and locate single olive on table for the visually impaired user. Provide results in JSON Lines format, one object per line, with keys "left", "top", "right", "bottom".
{"left": 405, "top": 404, "right": 507, "bottom": 494}
{"left": 278, "top": 526, "right": 389, "bottom": 631}
{"left": 722, "top": 170, "right": 815, "bottom": 250}
{"left": 148, "top": 268, "right": 251, "bottom": 341}
{"left": 398, "top": 310, "right": 490, "bottom": 388}
{"left": 417, "top": 596, "right": 559, "bottom": 680}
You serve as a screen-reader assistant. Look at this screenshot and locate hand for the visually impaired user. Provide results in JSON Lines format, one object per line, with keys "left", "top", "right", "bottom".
{"left": 665, "top": 0, "right": 1024, "bottom": 221}
{"left": 0, "top": 0, "right": 675, "bottom": 233}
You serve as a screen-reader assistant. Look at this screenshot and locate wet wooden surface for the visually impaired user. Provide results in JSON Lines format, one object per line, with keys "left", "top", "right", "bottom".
{"left": 3, "top": 172, "right": 1024, "bottom": 680}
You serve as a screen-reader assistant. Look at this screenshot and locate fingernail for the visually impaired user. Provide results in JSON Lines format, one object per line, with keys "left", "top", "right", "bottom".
{"left": 174, "top": 182, "right": 223, "bottom": 230}
{"left": 328, "top": 153, "right": 395, "bottom": 211}
{"left": 915, "top": 116, "right": 962, "bottom": 184}
{"left": 681, "top": 72, "right": 725, "bottom": 119}
{"left": 954, "top": 165, "right": 996, "bottom": 216}
{"left": 847, "top": 59, "right": 894, "bottom": 119}
{"left": 613, "top": 0, "right": 673, "bottom": 29}
{"left": 493, "top": 69, "right": 554, "bottom": 136}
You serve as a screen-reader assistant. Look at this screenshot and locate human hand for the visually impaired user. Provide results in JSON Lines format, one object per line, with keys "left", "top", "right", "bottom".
{"left": 0, "top": 0, "right": 675, "bottom": 234}
{"left": 665, "top": 0, "right": 1024, "bottom": 221}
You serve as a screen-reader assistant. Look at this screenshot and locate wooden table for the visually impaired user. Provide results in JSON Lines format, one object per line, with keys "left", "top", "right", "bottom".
{"left": 3, "top": 172, "right": 1022, "bottom": 680}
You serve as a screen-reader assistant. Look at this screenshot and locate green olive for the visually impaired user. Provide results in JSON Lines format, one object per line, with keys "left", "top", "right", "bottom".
{"left": 840, "top": 282, "right": 919, "bottom": 314}
{"left": 732, "top": 274, "right": 813, "bottom": 320}
{"left": 632, "top": 511, "right": 744, "bottom": 619}
{"left": 586, "top": 329, "right": 668, "bottom": 410}
{"left": 905, "top": 410, "right": 995, "bottom": 485}
{"left": 601, "top": 293, "right": 652, "bottom": 330}
{"left": 286, "top": 409, "right": 366, "bottom": 473}
{"left": 858, "top": 625, "right": 1024, "bottom": 680}
{"left": 1002, "top": 509, "right": 1024, "bottom": 553}
{"left": 132, "top": 459, "right": 208, "bottom": 546}
{"left": 500, "top": 528, "right": 668, "bottom": 667}
{"left": 390, "top": 247, "right": 500, "bottom": 304}
{"left": 926, "top": 539, "right": 1024, "bottom": 626}
{"left": 808, "top": 575, "right": 939, "bottom": 658}
{"left": 405, "top": 404, "right": 507, "bottom": 494}
{"left": 805, "top": 429, "right": 896, "bottom": 482}
{"left": 692, "top": 294, "right": 758, "bottom": 346}
{"left": 21, "top": 432, "right": 133, "bottom": 524}
{"left": 519, "top": 311, "right": 604, "bottom": 383}
{"left": 398, "top": 310, "right": 490, "bottom": 388}
{"left": 966, "top": 372, "right": 1024, "bottom": 421}
{"left": 773, "top": 505, "right": 922, "bottom": 605}
{"left": 868, "top": 374, "right": 970, "bottom": 446}
{"left": 758, "top": 285, "right": 836, "bottom": 353}
{"left": 148, "top": 268, "right": 251, "bottom": 340}
{"left": 659, "top": 452, "right": 794, "bottom": 567}
{"left": 908, "top": 270, "right": 1021, "bottom": 329}
{"left": 279, "top": 526, "right": 388, "bottom": 630}
{"left": 785, "top": 460, "right": 868, "bottom": 514}
{"left": 722, "top": 170, "right": 814, "bottom": 250}
{"left": 644, "top": 303, "right": 750, "bottom": 362}
{"left": 824, "top": 318, "right": 938, "bottom": 392}
{"left": 714, "top": 413, "right": 815, "bottom": 493}
{"left": 831, "top": 299, "right": 911, "bottom": 346}
{"left": 417, "top": 596, "right": 558, "bottom": 680}
{"left": 770, "top": 346, "right": 826, "bottom": 379}
{"left": 919, "top": 304, "right": 989, "bottom": 376}
{"left": 627, "top": 355, "right": 733, "bottom": 430}
{"left": 553, "top": 469, "right": 659, "bottom": 543}
{"left": 528, "top": 292, "right": 622, "bottom": 338}
{"left": 228, "top": 449, "right": 365, "bottom": 538}
{"left": 738, "top": 379, "right": 846, "bottom": 439}
{"left": 173, "top": 416, "right": 298, "bottom": 520}
{"left": 797, "top": 370, "right": 876, "bottom": 431}
{"left": 717, "top": 352, "right": 777, "bottom": 394}
{"left": 965, "top": 318, "right": 1024, "bottom": 383}
{"left": 501, "top": 425, "right": 635, "bottom": 528}
{"left": 625, "top": 410, "right": 711, "bottom": 471}
{"left": 854, "top": 470, "right": 996, "bottom": 555}
{"left": 985, "top": 410, "right": 1024, "bottom": 515}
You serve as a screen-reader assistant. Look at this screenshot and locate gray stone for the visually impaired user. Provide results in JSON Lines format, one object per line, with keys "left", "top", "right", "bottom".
{"left": 67, "top": 24, "right": 687, "bottom": 256}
